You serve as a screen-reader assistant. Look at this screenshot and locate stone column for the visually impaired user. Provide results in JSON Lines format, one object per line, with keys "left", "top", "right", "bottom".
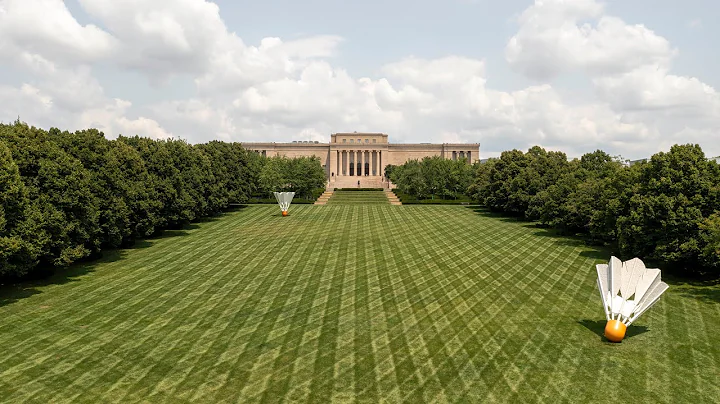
{"left": 364, "top": 150, "right": 368, "bottom": 176}
{"left": 364, "top": 151, "right": 368, "bottom": 176}
{"left": 375, "top": 150, "right": 382, "bottom": 177}
{"left": 379, "top": 151, "right": 383, "bottom": 178}
{"left": 361, "top": 150, "right": 365, "bottom": 176}
{"left": 345, "top": 150, "right": 350, "bottom": 176}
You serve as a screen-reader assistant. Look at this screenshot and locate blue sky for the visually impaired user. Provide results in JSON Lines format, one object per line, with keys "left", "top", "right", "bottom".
{"left": 1, "top": 0, "right": 719, "bottom": 159}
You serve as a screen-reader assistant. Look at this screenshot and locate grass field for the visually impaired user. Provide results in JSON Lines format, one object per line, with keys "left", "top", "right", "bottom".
{"left": 0, "top": 200, "right": 718, "bottom": 403}
{"left": 326, "top": 190, "right": 389, "bottom": 205}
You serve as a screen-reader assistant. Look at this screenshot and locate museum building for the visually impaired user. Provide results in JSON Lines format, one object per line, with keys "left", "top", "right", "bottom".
{"left": 240, "top": 133, "right": 480, "bottom": 189}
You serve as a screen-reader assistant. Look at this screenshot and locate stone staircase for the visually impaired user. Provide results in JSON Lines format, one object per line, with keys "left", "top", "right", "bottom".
{"left": 314, "top": 190, "right": 334, "bottom": 205}
{"left": 385, "top": 190, "right": 402, "bottom": 205}
{"left": 331, "top": 176, "right": 384, "bottom": 189}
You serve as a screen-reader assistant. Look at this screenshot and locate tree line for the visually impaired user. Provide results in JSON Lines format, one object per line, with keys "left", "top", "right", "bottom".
{"left": 468, "top": 145, "right": 720, "bottom": 277}
{"left": 0, "top": 121, "right": 325, "bottom": 280}
{"left": 258, "top": 155, "right": 327, "bottom": 201}
{"left": 386, "top": 156, "right": 476, "bottom": 200}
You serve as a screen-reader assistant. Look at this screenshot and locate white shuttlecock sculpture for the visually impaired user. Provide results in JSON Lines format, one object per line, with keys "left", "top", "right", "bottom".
{"left": 596, "top": 256, "right": 669, "bottom": 342}
{"left": 273, "top": 191, "right": 295, "bottom": 217}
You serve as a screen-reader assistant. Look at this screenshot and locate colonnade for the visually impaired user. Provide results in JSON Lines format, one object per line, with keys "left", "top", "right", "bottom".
{"left": 452, "top": 151, "right": 473, "bottom": 161}
{"left": 333, "top": 150, "right": 383, "bottom": 177}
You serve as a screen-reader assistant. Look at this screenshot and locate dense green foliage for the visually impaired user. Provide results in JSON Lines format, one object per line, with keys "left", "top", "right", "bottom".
{"left": 469, "top": 144, "right": 720, "bottom": 276}
{"left": 388, "top": 156, "right": 475, "bottom": 200}
{"left": 256, "top": 155, "right": 326, "bottom": 200}
{"left": 0, "top": 121, "right": 325, "bottom": 280}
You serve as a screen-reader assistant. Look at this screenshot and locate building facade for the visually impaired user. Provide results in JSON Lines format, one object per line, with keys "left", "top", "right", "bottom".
{"left": 241, "top": 133, "right": 480, "bottom": 188}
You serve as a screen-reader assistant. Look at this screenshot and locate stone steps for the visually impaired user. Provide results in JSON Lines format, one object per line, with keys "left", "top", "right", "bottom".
{"left": 331, "top": 176, "right": 384, "bottom": 190}
{"left": 314, "top": 190, "right": 334, "bottom": 205}
{"left": 385, "top": 190, "right": 402, "bottom": 205}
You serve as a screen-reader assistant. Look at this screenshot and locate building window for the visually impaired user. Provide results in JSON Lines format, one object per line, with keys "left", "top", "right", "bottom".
{"left": 365, "top": 139, "right": 369, "bottom": 143}
{"left": 350, "top": 139, "right": 354, "bottom": 143}
{"left": 357, "top": 139, "right": 361, "bottom": 143}
{"left": 343, "top": 139, "right": 346, "bottom": 143}
{"left": 373, "top": 139, "right": 377, "bottom": 143}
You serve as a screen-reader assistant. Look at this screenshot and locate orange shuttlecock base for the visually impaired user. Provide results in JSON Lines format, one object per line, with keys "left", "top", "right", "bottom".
{"left": 282, "top": 211, "right": 288, "bottom": 217}
{"left": 604, "top": 319, "right": 627, "bottom": 342}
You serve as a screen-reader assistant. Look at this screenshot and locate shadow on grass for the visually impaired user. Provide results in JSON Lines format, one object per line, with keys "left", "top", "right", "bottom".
{"left": 1, "top": 254, "right": 108, "bottom": 308}
{"left": 0, "top": 206, "right": 250, "bottom": 308}
{"left": 466, "top": 206, "right": 615, "bottom": 262}
{"left": 663, "top": 275, "right": 720, "bottom": 304}
{"left": 465, "top": 206, "right": 531, "bottom": 224}
{"left": 578, "top": 319, "right": 650, "bottom": 342}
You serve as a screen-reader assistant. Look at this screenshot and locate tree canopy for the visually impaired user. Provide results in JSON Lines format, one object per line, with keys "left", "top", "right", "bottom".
{"left": 469, "top": 144, "right": 720, "bottom": 277}
{"left": 0, "top": 121, "right": 324, "bottom": 281}
{"left": 389, "top": 156, "right": 475, "bottom": 200}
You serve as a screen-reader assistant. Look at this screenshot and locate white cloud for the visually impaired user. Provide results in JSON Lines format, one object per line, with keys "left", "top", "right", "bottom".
{"left": 76, "top": 0, "right": 227, "bottom": 75}
{"left": 0, "top": 0, "right": 117, "bottom": 65}
{"left": 0, "top": 0, "right": 718, "bottom": 161}
{"left": 593, "top": 65, "right": 720, "bottom": 114}
{"left": 505, "top": 0, "right": 720, "bottom": 158}
{"left": 506, "top": 0, "right": 675, "bottom": 80}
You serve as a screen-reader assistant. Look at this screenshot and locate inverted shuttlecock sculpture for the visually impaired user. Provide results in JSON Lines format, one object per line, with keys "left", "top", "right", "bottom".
{"left": 273, "top": 191, "right": 295, "bottom": 217}
{"left": 596, "top": 256, "right": 669, "bottom": 342}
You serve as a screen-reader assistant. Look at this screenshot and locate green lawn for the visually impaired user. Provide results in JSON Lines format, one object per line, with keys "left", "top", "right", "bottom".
{"left": 326, "top": 190, "right": 389, "bottom": 205}
{"left": 0, "top": 203, "right": 718, "bottom": 403}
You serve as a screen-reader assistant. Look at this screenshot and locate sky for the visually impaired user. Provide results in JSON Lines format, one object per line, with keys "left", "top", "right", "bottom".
{"left": 0, "top": 0, "right": 719, "bottom": 160}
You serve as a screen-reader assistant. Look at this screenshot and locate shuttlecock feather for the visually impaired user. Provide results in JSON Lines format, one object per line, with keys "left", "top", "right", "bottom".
{"left": 274, "top": 192, "right": 295, "bottom": 216}
{"left": 595, "top": 256, "right": 668, "bottom": 342}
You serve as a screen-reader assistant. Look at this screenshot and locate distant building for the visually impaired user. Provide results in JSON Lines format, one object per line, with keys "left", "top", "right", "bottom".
{"left": 241, "top": 132, "right": 480, "bottom": 188}
{"left": 622, "top": 158, "right": 648, "bottom": 167}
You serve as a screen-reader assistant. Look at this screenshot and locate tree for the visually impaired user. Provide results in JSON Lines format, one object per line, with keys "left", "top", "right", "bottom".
{"left": 0, "top": 121, "right": 100, "bottom": 268}
{"left": 617, "top": 144, "right": 720, "bottom": 271}
{"left": 52, "top": 128, "right": 134, "bottom": 247}
{"left": 699, "top": 213, "right": 720, "bottom": 274}
{"left": 0, "top": 139, "right": 37, "bottom": 277}
{"left": 257, "top": 155, "right": 325, "bottom": 199}
{"left": 119, "top": 136, "right": 193, "bottom": 229}
{"left": 384, "top": 164, "right": 396, "bottom": 181}
{"left": 287, "top": 156, "right": 326, "bottom": 199}
{"left": 468, "top": 159, "right": 496, "bottom": 203}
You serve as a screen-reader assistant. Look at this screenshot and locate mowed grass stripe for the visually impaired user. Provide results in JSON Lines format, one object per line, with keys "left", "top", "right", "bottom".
{"left": 327, "top": 191, "right": 389, "bottom": 205}
{"left": 0, "top": 205, "right": 718, "bottom": 403}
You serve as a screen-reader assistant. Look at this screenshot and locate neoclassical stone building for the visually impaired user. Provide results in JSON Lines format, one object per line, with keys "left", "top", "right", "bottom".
{"left": 241, "top": 133, "right": 480, "bottom": 188}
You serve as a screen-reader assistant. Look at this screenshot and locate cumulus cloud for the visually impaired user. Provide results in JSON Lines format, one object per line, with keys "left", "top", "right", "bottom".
{"left": 0, "top": 0, "right": 718, "bottom": 160}
{"left": 506, "top": 0, "right": 675, "bottom": 80}
{"left": 0, "top": 0, "right": 117, "bottom": 65}
{"left": 505, "top": 0, "right": 720, "bottom": 158}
